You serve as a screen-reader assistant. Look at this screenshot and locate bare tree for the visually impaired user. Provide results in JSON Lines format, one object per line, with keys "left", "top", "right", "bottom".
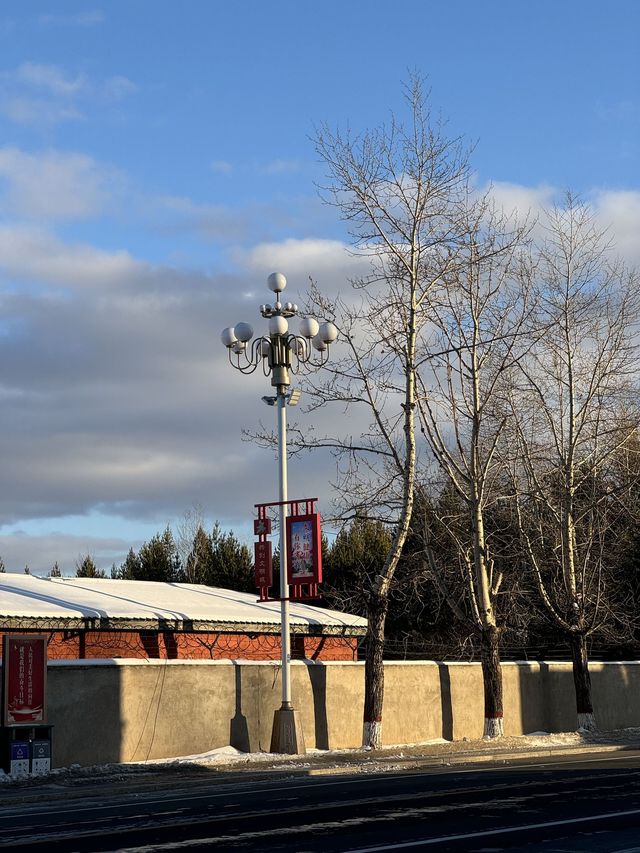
{"left": 415, "top": 196, "right": 532, "bottom": 737}
{"left": 506, "top": 194, "right": 640, "bottom": 730}
{"left": 298, "top": 78, "right": 470, "bottom": 748}
{"left": 175, "top": 504, "right": 206, "bottom": 583}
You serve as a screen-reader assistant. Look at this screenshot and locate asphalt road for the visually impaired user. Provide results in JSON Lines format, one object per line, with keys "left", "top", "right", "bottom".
{"left": 4, "top": 750, "right": 640, "bottom": 851}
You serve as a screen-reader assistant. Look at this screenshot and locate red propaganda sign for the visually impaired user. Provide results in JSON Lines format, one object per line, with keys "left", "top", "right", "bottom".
{"left": 254, "top": 540, "right": 273, "bottom": 588}
{"left": 2, "top": 635, "right": 47, "bottom": 727}
{"left": 286, "top": 513, "right": 322, "bottom": 586}
{"left": 253, "top": 517, "right": 272, "bottom": 536}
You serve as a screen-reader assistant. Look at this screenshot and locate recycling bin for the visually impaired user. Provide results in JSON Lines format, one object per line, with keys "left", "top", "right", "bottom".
{"left": 8, "top": 740, "right": 30, "bottom": 777}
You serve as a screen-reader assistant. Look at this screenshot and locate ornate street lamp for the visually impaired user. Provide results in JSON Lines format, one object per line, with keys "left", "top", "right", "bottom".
{"left": 221, "top": 272, "right": 337, "bottom": 754}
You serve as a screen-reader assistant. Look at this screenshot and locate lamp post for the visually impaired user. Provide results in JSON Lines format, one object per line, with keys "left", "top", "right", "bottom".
{"left": 221, "top": 272, "right": 337, "bottom": 754}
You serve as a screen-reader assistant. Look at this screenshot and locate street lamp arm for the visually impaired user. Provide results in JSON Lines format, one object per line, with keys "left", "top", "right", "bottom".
{"left": 226, "top": 337, "right": 265, "bottom": 374}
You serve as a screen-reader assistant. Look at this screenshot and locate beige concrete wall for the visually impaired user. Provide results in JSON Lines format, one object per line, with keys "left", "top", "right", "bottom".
{"left": 36, "top": 659, "right": 640, "bottom": 767}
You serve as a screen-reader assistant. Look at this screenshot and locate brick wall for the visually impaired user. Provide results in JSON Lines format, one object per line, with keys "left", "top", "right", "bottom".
{"left": 0, "top": 630, "right": 358, "bottom": 661}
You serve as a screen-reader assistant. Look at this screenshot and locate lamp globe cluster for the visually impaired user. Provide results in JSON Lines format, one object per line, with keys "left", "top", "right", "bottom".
{"left": 221, "top": 272, "right": 338, "bottom": 387}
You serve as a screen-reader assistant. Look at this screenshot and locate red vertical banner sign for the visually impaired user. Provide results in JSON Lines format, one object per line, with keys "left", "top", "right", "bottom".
{"left": 254, "top": 513, "right": 273, "bottom": 600}
{"left": 2, "top": 635, "right": 47, "bottom": 726}
{"left": 254, "top": 541, "right": 273, "bottom": 588}
{"left": 286, "top": 512, "right": 322, "bottom": 589}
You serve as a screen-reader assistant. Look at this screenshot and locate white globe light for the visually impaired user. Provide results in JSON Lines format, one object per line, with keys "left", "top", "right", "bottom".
{"left": 299, "top": 317, "right": 319, "bottom": 339}
{"left": 234, "top": 322, "right": 253, "bottom": 342}
{"left": 269, "top": 315, "right": 289, "bottom": 336}
{"left": 267, "top": 272, "right": 287, "bottom": 293}
{"left": 221, "top": 327, "right": 237, "bottom": 348}
{"left": 319, "top": 321, "right": 338, "bottom": 344}
{"left": 312, "top": 333, "right": 327, "bottom": 352}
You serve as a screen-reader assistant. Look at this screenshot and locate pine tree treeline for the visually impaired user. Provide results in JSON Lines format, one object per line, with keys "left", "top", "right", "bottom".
{"left": 106, "top": 523, "right": 254, "bottom": 591}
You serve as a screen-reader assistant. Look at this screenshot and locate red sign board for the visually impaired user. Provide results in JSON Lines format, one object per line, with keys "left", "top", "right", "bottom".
{"left": 2, "top": 635, "right": 47, "bottom": 727}
{"left": 253, "top": 517, "right": 272, "bottom": 536}
{"left": 286, "top": 513, "right": 322, "bottom": 586}
{"left": 254, "top": 540, "right": 273, "bottom": 588}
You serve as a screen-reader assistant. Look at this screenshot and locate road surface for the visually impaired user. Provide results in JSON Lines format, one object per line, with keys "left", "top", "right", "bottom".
{"left": 3, "top": 750, "right": 640, "bottom": 851}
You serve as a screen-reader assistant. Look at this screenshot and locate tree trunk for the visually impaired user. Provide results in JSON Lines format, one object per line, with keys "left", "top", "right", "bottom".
{"left": 363, "top": 597, "right": 388, "bottom": 749}
{"left": 569, "top": 632, "right": 596, "bottom": 731}
{"left": 480, "top": 625, "right": 504, "bottom": 738}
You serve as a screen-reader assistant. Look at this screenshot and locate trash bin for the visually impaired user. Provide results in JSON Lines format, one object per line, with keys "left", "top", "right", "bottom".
{"left": 31, "top": 739, "right": 51, "bottom": 775}
{"left": 1, "top": 725, "right": 53, "bottom": 777}
{"left": 8, "top": 740, "right": 30, "bottom": 777}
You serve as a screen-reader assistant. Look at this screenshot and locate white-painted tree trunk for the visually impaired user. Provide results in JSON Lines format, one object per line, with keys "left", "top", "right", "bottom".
{"left": 483, "top": 717, "right": 504, "bottom": 739}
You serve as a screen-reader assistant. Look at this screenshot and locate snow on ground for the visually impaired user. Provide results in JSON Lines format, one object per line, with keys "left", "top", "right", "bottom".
{"left": 4, "top": 727, "right": 640, "bottom": 785}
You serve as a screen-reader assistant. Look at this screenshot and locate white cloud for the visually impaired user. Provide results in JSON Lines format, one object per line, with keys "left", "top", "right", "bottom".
{"left": 239, "top": 237, "right": 365, "bottom": 296}
{"left": 37, "top": 10, "right": 105, "bottom": 28}
{"left": 592, "top": 190, "right": 640, "bottom": 265}
{"left": 262, "top": 159, "right": 301, "bottom": 175}
{"left": 0, "top": 62, "right": 136, "bottom": 127}
{"left": 211, "top": 160, "right": 233, "bottom": 175}
{"left": 485, "top": 181, "right": 640, "bottom": 267}
{"left": 103, "top": 75, "right": 137, "bottom": 101}
{"left": 156, "top": 195, "right": 253, "bottom": 242}
{"left": 0, "top": 96, "right": 82, "bottom": 125}
{"left": 0, "top": 147, "right": 121, "bottom": 220}
{"left": 14, "top": 62, "right": 88, "bottom": 96}
{"left": 485, "top": 181, "right": 556, "bottom": 219}
{"left": 0, "top": 225, "right": 140, "bottom": 290}
{"left": 0, "top": 224, "right": 358, "bottom": 560}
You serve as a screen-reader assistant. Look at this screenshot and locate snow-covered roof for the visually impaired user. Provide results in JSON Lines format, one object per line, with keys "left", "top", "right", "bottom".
{"left": 0, "top": 574, "right": 367, "bottom": 636}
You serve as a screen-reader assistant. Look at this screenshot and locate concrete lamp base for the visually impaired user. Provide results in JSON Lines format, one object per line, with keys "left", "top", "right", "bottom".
{"left": 270, "top": 706, "right": 306, "bottom": 755}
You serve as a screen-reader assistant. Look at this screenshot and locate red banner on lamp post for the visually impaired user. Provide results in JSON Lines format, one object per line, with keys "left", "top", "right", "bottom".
{"left": 286, "top": 511, "right": 322, "bottom": 592}
{"left": 254, "top": 540, "right": 273, "bottom": 589}
{"left": 2, "top": 635, "right": 47, "bottom": 727}
{"left": 254, "top": 498, "right": 323, "bottom": 601}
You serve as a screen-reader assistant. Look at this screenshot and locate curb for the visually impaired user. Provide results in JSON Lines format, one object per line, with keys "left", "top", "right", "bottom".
{"left": 298, "top": 742, "right": 638, "bottom": 775}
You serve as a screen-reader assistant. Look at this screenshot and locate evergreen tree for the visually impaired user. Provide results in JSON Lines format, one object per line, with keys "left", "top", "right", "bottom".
{"left": 207, "top": 525, "right": 253, "bottom": 593}
{"left": 184, "top": 525, "right": 214, "bottom": 584}
{"left": 184, "top": 522, "right": 254, "bottom": 592}
{"left": 324, "top": 518, "right": 391, "bottom": 616}
{"left": 115, "top": 528, "right": 180, "bottom": 582}
{"left": 75, "top": 555, "right": 106, "bottom": 578}
{"left": 137, "top": 526, "right": 181, "bottom": 582}
{"left": 50, "top": 562, "right": 62, "bottom": 577}
{"left": 115, "top": 548, "right": 141, "bottom": 579}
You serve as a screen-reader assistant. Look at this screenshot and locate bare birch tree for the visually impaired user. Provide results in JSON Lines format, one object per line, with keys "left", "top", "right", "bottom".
{"left": 506, "top": 194, "right": 640, "bottom": 730}
{"left": 415, "top": 197, "right": 532, "bottom": 737}
{"left": 302, "top": 79, "right": 470, "bottom": 748}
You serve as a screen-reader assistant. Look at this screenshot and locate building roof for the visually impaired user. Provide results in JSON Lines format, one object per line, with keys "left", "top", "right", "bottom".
{"left": 0, "top": 574, "right": 367, "bottom": 636}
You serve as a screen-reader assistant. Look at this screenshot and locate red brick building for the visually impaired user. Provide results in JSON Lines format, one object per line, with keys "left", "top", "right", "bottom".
{"left": 0, "top": 575, "right": 366, "bottom": 661}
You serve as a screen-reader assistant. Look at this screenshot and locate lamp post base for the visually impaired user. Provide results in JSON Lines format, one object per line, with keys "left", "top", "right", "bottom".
{"left": 270, "top": 706, "right": 306, "bottom": 755}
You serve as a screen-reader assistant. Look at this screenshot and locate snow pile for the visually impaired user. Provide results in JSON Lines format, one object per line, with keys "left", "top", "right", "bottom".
{"left": 3, "top": 728, "right": 640, "bottom": 785}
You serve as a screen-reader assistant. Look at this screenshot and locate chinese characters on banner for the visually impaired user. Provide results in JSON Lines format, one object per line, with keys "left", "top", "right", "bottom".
{"left": 2, "top": 635, "right": 47, "bottom": 726}
{"left": 254, "top": 540, "right": 273, "bottom": 587}
{"left": 289, "top": 519, "right": 314, "bottom": 578}
{"left": 254, "top": 500, "right": 322, "bottom": 599}
{"left": 253, "top": 515, "right": 273, "bottom": 599}
{"left": 286, "top": 513, "right": 322, "bottom": 587}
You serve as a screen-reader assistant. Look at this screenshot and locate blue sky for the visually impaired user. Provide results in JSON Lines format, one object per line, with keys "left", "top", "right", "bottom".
{"left": 1, "top": 1, "right": 639, "bottom": 573}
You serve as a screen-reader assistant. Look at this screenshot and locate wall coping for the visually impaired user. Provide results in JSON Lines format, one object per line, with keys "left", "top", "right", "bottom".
{"left": 41, "top": 658, "right": 640, "bottom": 669}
